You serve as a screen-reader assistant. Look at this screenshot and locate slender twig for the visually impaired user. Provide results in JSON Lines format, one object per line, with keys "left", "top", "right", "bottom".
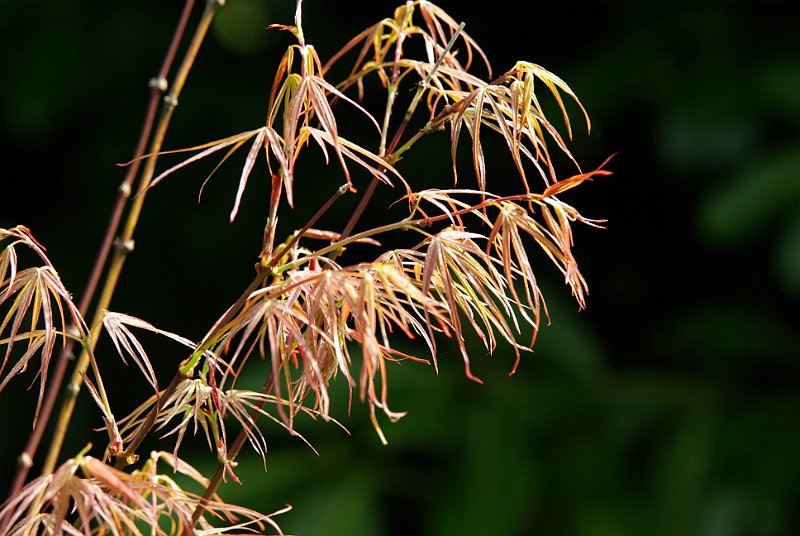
{"left": 190, "top": 372, "right": 276, "bottom": 528}
{"left": 6, "top": 0, "right": 196, "bottom": 498}
{"left": 113, "top": 373, "right": 185, "bottom": 470}
{"left": 386, "top": 109, "right": 452, "bottom": 164}
{"left": 376, "top": 3, "right": 410, "bottom": 156}
{"left": 41, "top": 0, "right": 224, "bottom": 477}
{"left": 386, "top": 22, "right": 466, "bottom": 154}
{"left": 267, "top": 183, "right": 351, "bottom": 268}
{"left": 261, "top": 174, "right": 283, "bottom": 265}
{"left": 179, "top": 269, "right": 271, "bottom": 377}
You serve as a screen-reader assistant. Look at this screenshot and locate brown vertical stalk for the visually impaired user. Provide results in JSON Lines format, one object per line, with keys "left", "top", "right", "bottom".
{"left": 40, "top": 0, "right": 224, "bottom": 478}
{"left": 6, "top": 0, "right": 197, "bottom": 498}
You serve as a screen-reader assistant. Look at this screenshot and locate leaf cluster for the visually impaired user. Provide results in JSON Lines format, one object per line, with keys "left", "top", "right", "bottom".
{"left": 0, "top": 1, "right": 607, "bottom": 533}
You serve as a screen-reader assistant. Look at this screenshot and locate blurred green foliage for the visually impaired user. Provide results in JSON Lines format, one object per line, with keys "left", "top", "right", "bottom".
{"left": 1, "top": 1, "right": 799, "bottom": 535}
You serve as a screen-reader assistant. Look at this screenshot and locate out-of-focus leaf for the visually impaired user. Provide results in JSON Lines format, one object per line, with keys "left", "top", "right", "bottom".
{"left": 773, "top": 209, "right": 800, "bottom": 296}
{"left": 697, "top": 146, "right": 800, "bottom": 247}
{"left": 656, "top": 303, "right": 797, "bottom": 365}
{"left": 284, "top": 467, "right": 379, "bottom": 536}
{"left": 533, "top": 288, "right": 604, "bottom": 381}
{"left": 756, "top": 57, "right": 800, "bottom": 121}
{"left": 698, "top": 490, "right": 756, "bottom": 536}
{"left": 657, "top": 100, "right": 755, "bottom": 174}
{"left": 213, "top": 0, "right": 273, "bottom": 56}
{"left": 430, "top": 407, "right": 539, "bottom": 536}
{"left": 653, "top": 404, "right": 716, "bottom": 532}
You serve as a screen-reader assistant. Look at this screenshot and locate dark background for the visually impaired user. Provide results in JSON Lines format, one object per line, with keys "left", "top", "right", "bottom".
{"left": 1, "top": 1, "right": 799, "bottom": 534}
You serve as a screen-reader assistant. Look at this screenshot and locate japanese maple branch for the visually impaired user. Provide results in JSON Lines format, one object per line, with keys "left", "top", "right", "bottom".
{"left": 113, "top": 183, "right": 350, "bottom": 469}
